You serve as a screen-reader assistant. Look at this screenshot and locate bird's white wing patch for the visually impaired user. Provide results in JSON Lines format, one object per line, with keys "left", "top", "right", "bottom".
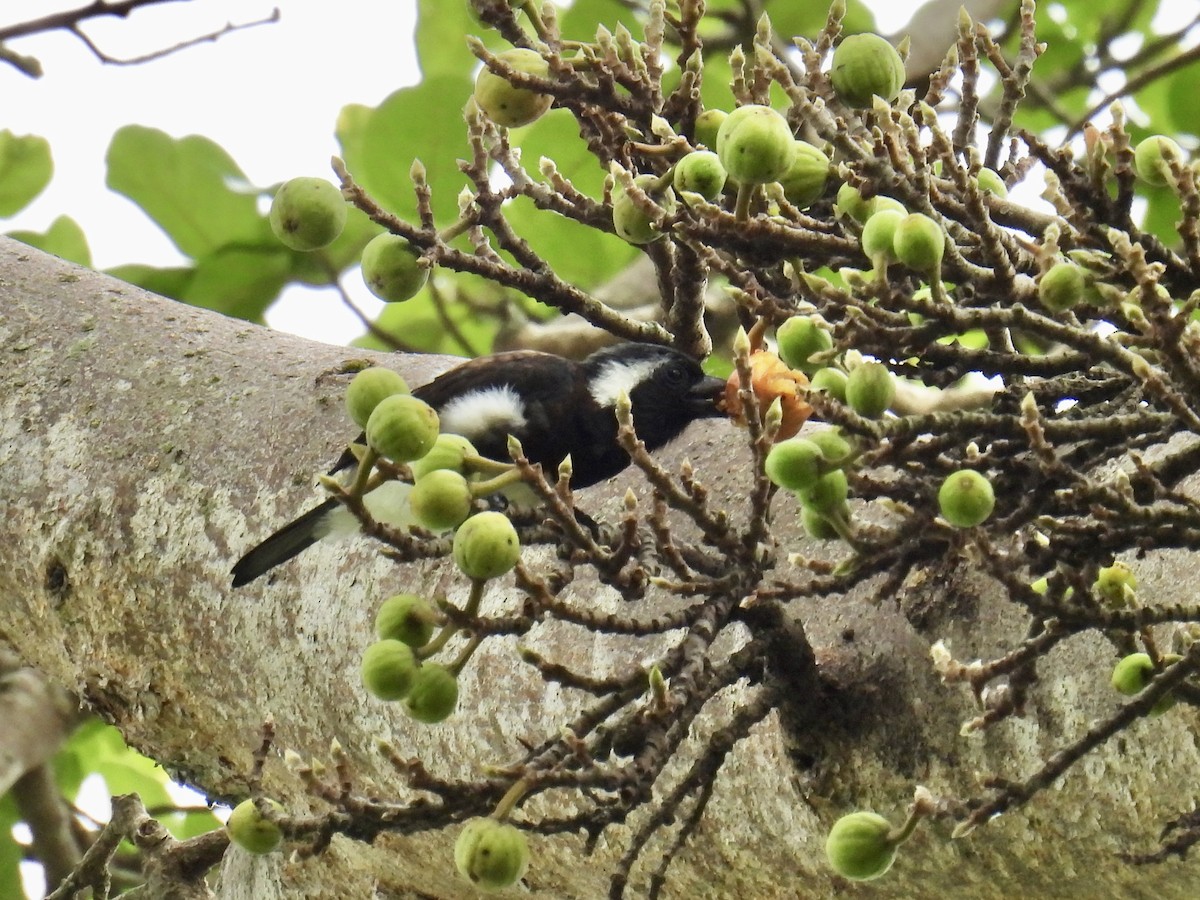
{"left": 588, "top": 359, "right": 659, "bottom": 408}
{"left": 438, "top": 386, "right": 528, "bottom": 442}
{"left": 317, "top": 481, "right": 415, "bottom": 538}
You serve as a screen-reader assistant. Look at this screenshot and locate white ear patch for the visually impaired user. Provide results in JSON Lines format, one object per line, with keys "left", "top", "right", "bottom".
{"left": 438, "top": 386, "right": 528, "bottom": 442}
{"left": 588, "top": 359, "right": 659, "bottom": 408}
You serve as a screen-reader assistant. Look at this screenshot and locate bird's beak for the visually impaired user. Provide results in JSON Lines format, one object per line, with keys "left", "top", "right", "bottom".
{"left": 687, "top": 374, "right": 729, "bottom": 417}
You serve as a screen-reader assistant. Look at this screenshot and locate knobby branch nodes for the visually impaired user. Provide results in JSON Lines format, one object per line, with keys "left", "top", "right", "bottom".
{"left": 266, "top": 0, "right": 1200, "bottom": 890}
{"left": 58, "top": 0, "right": 1200, "bottom": 895}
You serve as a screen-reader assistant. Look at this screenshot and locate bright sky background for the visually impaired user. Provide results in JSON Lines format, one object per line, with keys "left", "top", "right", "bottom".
{"left": 4, "top": 0, "right": 926, "bottom": 348}
{"left": 4, "top": 0, "right": 422, "bottom": 346}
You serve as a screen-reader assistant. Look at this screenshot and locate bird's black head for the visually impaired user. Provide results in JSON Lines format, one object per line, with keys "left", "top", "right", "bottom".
{"left": 583, "top": 344, "right": 726, "bottom": 451}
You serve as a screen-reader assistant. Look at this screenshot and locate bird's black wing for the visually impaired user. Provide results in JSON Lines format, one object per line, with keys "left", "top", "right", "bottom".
{"left": 231, "top": 352, "right": 586, "bottom": 586}
{"left": 323, "top": 351, "right": 573, "bottom": 475}
{"left": 414, "top": 350, "right": 589, "bottom": 466}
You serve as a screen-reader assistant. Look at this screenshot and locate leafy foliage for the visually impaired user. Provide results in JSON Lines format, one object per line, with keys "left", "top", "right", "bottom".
{"left": 0, "top": 130, "right": 51, "bottom": 217}
{"left": 9, "top": 0, "right": 1200, "bottom": 896}
{"left": 0, "top": 719, "right": 220, "bottom": 898}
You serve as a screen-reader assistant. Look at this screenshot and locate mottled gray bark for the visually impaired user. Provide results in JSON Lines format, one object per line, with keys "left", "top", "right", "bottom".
{"left": 2, "top": 237, "right": 1196, "bottom": 898}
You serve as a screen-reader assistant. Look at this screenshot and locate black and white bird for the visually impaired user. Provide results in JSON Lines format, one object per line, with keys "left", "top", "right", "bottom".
{"left": 231, "top": 343, "right": 727, "bottom": 586}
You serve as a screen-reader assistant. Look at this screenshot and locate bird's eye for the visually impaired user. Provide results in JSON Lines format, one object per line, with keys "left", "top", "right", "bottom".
{"left": 663, "top": 362, "right": 690, "bottom": 387}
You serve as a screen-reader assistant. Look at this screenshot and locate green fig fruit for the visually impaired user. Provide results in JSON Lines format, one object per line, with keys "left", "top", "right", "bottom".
{"left": 453, "top": 511, "right": 521, "bottom": 580}
{"left": 808, "top": 427, "right": 855, "bottom": 467}
{"left": 776, "top": 316, "right": 834, "bottom": 374}
{"left": 693, "top": 108, "right": 728, "bottom": 150}
{"left": 612, "top": 173, "right": 677, "bottom": 244}
{"left": 892, "top": 213, "right": 945, "bottom": 273}
{"left": 778, "top": 141, "right": 831, "bottom": 208}
{"left": 1133, "top": 135, "right": 1185, "bottom": 187}
{"left": 765, "top": 438, "right": 824, "bottom": 493}
{"left": 861, "top": 208, "right": 904, "bottom": 267}
{"left": 937, "top": 469, "right": 995, "bottom": 528}
{"left": 801, "top": 504, "right": 844, "bottom": 540}
{"left": 1038, "top": 261, "right": 1086, "bottom": 313}
{"left": 375, "top": 593, "right": 438, "bottom": 648}
{"left": 365, "top": 394, "right": 440, "bottom": 463}
{"left": 361, "top": 639, "right": 418, "bottom": 701}
{"left": 825, "top": 811, "right": 898, "bottom": 880}
{"left": 798, "top": 468, "right": 849, "bottom": 516}
{"left": 410, "top": 469, "right": 474, "bottom": 532}
{"left": 975, "top": 167, "right": 1008, "bottom": 197}
{"left": 808, "top": 367, "right": 848, "bottom": 403}
{"left": 410, "top": 433, "right": 479, "bottom": 480}
{"left": 455, "top": 818, "right": 530, "bottom": 891}
{"left": 830, "top": 34, "right": 906, "bottom": 109}
{"left": 361, "top": 233, "right": 428, "bottom": 303}
{"left": 845, "top": 362, "right": 895, "bottom": 418}
{"left": 345, "top": 367, "right": 410, "bottom": 429}
{"left": 473, "top": 48, "right": 553, "bottom": 128}
{"left": 269, "top": 177, "right": 347, "bottom": 251}
{"left": 227, "top": 799, "right": 285, "bottom": 855}
{"left": 835, "top": 183, "right": 903, "bottom": 223}
{"left": 673, "top": 150, "right": 727, "bottom": 201}
{"left": 405, "top": 663, "right": 459, "bottom": 723}
{"left": 716, "top": 105, "right": 797, "bottom": 185}
{"left": 1094, "top": 562, "right": 1136, "bottom": 608}
{"left": 1111, "top": 652, "right": 1179, "bottom": 716}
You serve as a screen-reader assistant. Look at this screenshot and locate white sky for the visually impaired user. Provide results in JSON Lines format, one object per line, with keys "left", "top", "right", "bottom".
{"left": 3, "top": 0, "right": 928, "bottom": 347}
{"left": 4, "top": 0, "right": 422, "bottom": 345}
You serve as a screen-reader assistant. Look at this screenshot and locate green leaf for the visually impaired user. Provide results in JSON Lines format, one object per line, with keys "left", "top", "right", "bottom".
{"left": 98, "top": 756, "right": 174, "bottom": 809}
{"left": 106, "top": 125, "right": 270, "bottom": 258}
{"left": 0, "top": 130, "right": 53, "bottom": 217}
{"left": 106, "top": 263, "right": 196, "bottom": 300}
{"left": 1164, "top": 69, "right": 1200, "bottom": 139}
{"left": 1139, "top": 186, "right": 1181, "bottom": 246}
{"left": 837, "top": 0, "right": 876, "bottom": 34}
{"left": 0, "top": 795, "right": 22, "bottom": 900}
{"left": 501, "top": 110, "right": 636, "bottom": 289}
{"left": 7, "top": 215, "right": 92, "bottom": 266}
{"left": 354, "top": 276, "right": 501, "bottom": 356}
{"left": 64, "top": 717, "right": 128, "bottom": 761}
{"left": 703, "top": 354, "right": 734, "bottom": 379}
{"left": 51, "top": 719, "right": 108, "bottom": 802}
{"left": 51, "top": 719, "right": 221, "bottom": 841}
{"left": 342, "top": 77, "right": 472, "bottom": 226}
{"left": 938, "top": 328, "right": 989, "bottom": 349}
{"left": 559, "top": 0, "right": 637, "bottom": 40}
{"left": 767, "top": 0, "right": 846, "bottom": 42}
{"left": 182, "top": 246, "right": 294, "bottom": 318}
{"left": 115, "top": 245, "right": 314, "bottom": 322}
{"left": 697, "top": 57, "right": 736, "bottom": 119}
{"left": 1134, "top": 76, "right": 1176, "bottom": 138}
{"left": 417, "top": 0, "right": 485, "bottom": 79}
{"left": 162, "top": 806, "right": 222, "bottom": 841}
{"left": 61, "top": 720, "right": 176, "bottom": 809}
{"left": 503, "top": 193, "right": 636, "bottom": 289}
{"left": 335, "top": 103, "right": 374, "bottom": 172}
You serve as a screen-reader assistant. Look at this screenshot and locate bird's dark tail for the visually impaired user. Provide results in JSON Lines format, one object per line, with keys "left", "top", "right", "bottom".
{"left": 230, "top": 498, "right": 339, "bottom": 587}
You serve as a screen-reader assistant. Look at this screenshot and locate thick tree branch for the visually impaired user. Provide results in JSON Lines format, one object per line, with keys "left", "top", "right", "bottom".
{"left": 4, "top": 238, "right": 1200, "bottom": 897}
